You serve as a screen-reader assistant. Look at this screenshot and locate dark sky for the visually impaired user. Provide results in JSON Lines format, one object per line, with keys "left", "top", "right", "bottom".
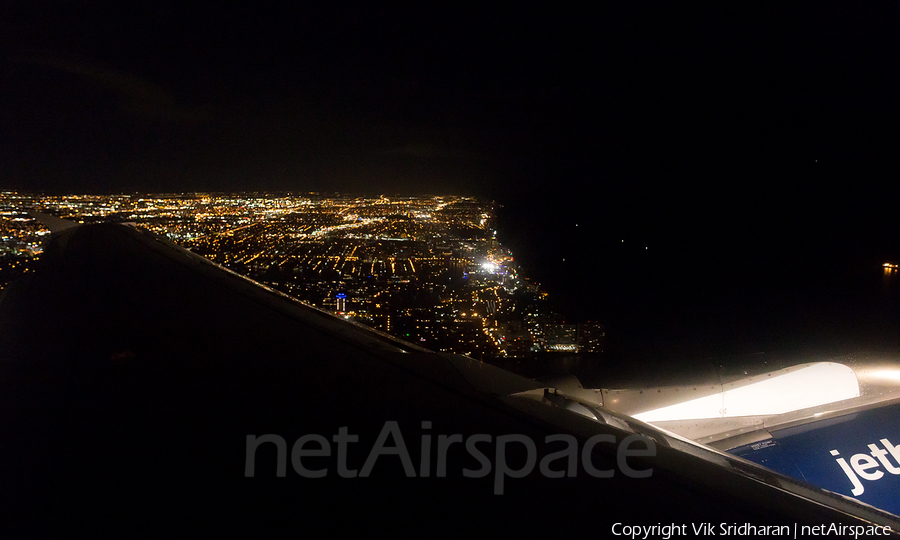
{"left": 3, "top": 2, "right": 899, "bottom": 361}
{"left": 2, "top": 3, "right": 896, "bottom": 198}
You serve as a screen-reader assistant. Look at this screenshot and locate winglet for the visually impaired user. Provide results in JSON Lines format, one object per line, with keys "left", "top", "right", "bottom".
{"left": 27, "top": 211, "right": 81, "bottom": 233}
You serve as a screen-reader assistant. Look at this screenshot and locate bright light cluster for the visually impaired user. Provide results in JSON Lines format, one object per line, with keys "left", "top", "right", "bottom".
{"left": 634, "top": 362, "right": 860, "bottom": 422}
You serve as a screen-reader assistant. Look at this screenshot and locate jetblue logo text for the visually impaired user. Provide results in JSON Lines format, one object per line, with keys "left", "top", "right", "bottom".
{"left": 831, "top": 438, "right": 900, "bottom": 496}
{"left": 245, "top": 421, "right": 655, "bottom": 494}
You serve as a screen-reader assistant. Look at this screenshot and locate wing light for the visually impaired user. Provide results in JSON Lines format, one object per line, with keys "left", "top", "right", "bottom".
{"left": 634, "top": 363, "right": 860, "bottom": 422}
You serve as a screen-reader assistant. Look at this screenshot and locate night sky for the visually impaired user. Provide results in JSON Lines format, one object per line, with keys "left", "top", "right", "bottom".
{"left": 3, "top": 2, "right": 899, "bottom": 363}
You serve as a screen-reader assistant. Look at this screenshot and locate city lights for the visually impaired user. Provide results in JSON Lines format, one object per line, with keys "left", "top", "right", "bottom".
{"left": 2, "top": 192, "right": 604, "bottom": 358}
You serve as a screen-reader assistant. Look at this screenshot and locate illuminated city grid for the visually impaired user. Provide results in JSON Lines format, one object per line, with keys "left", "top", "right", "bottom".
{"left": 0, "top": 192, "right": 604, "bottom": 359}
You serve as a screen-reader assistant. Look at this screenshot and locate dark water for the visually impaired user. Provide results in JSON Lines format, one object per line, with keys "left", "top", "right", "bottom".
{"left": 496, "top": 194, "right": 900, "bottom": 383}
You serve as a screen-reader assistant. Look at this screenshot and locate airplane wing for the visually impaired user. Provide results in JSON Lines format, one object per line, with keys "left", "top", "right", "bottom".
{"left": 552, "top": 357, "right": 900, "bottom": 516}
{"left": 1, "top": 222, "right": 898, "bottom": 537}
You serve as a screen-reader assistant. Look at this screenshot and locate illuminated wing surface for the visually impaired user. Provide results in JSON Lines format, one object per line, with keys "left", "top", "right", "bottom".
{"left": 566, "top": 358, "right": 900, "bottom": 516}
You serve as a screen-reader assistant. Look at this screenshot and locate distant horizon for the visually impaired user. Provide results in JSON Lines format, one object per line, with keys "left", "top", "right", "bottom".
{"left": 3, "top": 189, "right": 483, "bottom": 198}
